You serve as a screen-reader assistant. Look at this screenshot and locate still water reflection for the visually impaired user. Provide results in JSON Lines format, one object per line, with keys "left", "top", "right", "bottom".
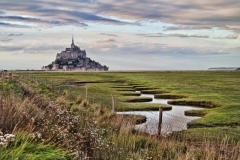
{"left": 118, "top": 92, "right": 203, "bottom": 134}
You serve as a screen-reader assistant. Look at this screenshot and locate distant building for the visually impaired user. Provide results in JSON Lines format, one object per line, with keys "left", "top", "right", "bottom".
{"left": 43, "top": 36, "right": 109, "bottom": 71}
{"left": 63, "top": 65, "right": 68, "bottom": 70}
{"left": 208, "top": 67, "right": 240, "bottom": 71}
{"left": 52, "top": 64, "right": 59, "bottom": 70}
{"left": 41, "top": 66, "right": 50, "bottom": 70}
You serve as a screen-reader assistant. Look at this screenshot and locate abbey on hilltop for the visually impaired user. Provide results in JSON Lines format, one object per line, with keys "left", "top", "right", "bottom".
{"left": 42, "top": 36, "right": 109, "bottom": 71}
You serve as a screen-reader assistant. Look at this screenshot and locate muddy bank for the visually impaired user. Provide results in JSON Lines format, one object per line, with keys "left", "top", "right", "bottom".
{"left": 141, "top": 90, "right": 170, "bottom": 94}
{"left": 120, "top": 93, "right": 141, "bottom": 96}
{"left": 127, "top": 83, "right": 145, "bottom": 87}
{"left": 62, "top": 80, "right": 126, "bottom": 86}
{"left": 117, "top": 105, "right": 172, "bottom": 111}
{"left": 184, "top": 110, "right": 207, "bottom": 117}
{"left": 117, "top": 89, "right": 136, "bottom": 92}
{"left": 154, "top": 94, "right": 188, "bottom": 99}
{"left": 124, "top": 97, "right": 153, "bottom": 102}
{"left": 134, "top": 87, "right": 157, "bottom": 91}
{"left": 167, "top": 100, "right": 219, "bottom": 108}
{"left": 117, "top": 114, "right": 147, "bottom": 124}
{"left": 111, "top": 86, "right": 133, "bottom": 89}
{"left": 187, "top": 122, "right": 240, "bottom": 128}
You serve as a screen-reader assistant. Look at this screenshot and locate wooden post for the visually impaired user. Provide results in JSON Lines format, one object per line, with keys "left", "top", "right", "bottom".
{"left": 158, "top": 107, "right": 163, "bottom": 136}
{"left": 58, "top": 82, "right": 60, "bottom": 93}
{"left": 51, "top": 80, "right": 53, "bottom": 89}
{"left": 111, "top": 93, "right": 115, "bottom": 113}
{"left": 85, "top": 86, "right": 88, "bottom": 100}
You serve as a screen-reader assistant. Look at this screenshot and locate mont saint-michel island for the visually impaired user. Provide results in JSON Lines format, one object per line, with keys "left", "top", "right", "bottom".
{"left": 42, "top": 37, "right": 109, "bottom": 71}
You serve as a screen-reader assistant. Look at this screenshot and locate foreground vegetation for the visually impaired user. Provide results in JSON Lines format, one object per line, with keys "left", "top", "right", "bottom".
{"left": 0, "top": 71, "right": 239, "bottom": 159}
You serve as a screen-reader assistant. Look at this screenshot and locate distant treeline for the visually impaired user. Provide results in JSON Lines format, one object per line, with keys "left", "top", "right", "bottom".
{"left": 208, "top": 67, "right": 240, "bottom": 70}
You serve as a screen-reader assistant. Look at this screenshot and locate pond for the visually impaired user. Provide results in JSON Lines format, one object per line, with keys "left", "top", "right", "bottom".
{"left": 118, "top": 92, "right": 203, "bottom": 135}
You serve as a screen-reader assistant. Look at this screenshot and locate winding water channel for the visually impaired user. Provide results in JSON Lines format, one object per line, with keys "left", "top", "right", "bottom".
{"left": 118, "top": 92, "right": 203, "bottom": 134}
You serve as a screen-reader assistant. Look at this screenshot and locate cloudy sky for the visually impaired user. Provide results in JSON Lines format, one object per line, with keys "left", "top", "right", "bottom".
{"left": 0, "top": 0, "right": 239, "bottom": 70}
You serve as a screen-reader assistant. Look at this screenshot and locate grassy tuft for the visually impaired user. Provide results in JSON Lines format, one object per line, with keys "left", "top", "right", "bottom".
{"left": 0, "top": 133, "right": 72, "bottom": 160}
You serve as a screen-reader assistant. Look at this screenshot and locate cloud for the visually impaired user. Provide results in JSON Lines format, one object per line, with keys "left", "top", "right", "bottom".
{"left": 94, "top": 0, "right": 240, "bottom": 30}
{"left": 0, "top": 41, "right": 65, "bottom": 54}
{"left": 136, "top": 33, "right": 209, "bottom": 38}
{"left": 219, "top": 25, "right": 240, "bottom": 32}
{"left": 0, "top": 10, "right": 5, "bottom": 15}
{"left": 0, "top": 15, "right": 87, "bottom": 28}
{"left": 0, "top": 22, "right": 30, "bottom": 28}
{"left": 21, "top": 42, "right": 68, "bottom": 54}
{"left": 135, "top": 33, "right": 164, "bottom": 38}
{"left": 69, "top": 12, "right": 123, "bottom": 24}
{"left": 96, "top": 38, "right": 116, "bottom": 43}
{"left": 0, "top": 46, "right": 24, "bottom": 52}
{"left": 8, "top": 33, "right": 23, "bottom": 36}
{"left": 0, "top": 15, "right": 39, "bottom": 22}
{"left": 0, "top": 0, "right": 239, "bottom": 71}
{"left": 100, "top": 33, "right": 118, "bottom": 37}
{"left": 226, "top": 33, "right": 239, "bottom": 39}
{"left": 0, "top": 33, "right": 23, "bottom": 42}
{"left": 0, "top": 0, "right": 239, "bottom": 31}
{"left": 0, "top": 1, "right": 138, "bottom": 29}
{"left": 87, "top": 42, "right": 232, "bottom": 70}
{"left": 168, "top": 33, "right": 209, "bottom": 38}
{"left": 1, "top": 38, "right": 13, "bottom": 42}
{"left": 165, "top": 25, "right": 213, "bottom": 30}
{"left": 87, "top": 39, "right": 225, "bottom": 57}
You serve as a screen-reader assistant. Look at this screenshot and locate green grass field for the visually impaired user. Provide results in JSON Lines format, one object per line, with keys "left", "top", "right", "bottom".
{"left": 1, "top": 70, "right": 239, "bottom": 159}
{"left": 16, "top": 71, "right": 240, "bottom": 138}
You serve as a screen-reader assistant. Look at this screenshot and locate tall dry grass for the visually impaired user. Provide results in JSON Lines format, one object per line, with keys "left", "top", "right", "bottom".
{"left": 0, "top": 78, "right": 100, "bottom": 158}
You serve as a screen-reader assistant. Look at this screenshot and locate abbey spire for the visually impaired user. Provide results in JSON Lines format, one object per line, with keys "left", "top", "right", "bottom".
{"left": 71, "top": 35, "right": 75, "bottom": 48}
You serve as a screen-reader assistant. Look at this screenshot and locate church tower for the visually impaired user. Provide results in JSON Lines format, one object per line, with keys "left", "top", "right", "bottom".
{"left": 71, "top": 35, "right": 75, "bottom": 48}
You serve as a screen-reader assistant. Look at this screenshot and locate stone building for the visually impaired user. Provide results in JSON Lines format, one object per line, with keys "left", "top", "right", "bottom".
{"left": 43, "top": 36, "right": 109, "bottom": 71}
